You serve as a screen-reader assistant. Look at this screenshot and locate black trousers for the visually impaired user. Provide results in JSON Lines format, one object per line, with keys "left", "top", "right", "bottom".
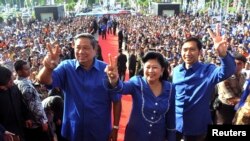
{"left": 102, "top": 30, "right": 107, "bottom": 39}
{"left": 24, "top": 127, "right": 50, "bottom": 141}
{"left": 118, "top": 70, "right": 126, "bottom": 81}
{"left": 118, "top": 40, "right": 123, "bottom": 49}
{"left": 215, "top": 103, "right": 235, "bottom": 124}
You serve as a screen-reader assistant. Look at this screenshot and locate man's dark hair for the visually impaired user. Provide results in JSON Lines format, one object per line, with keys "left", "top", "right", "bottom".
{"left": 14, "top": 60, "right": 27, "bottom": 72}
{"left": 0, "top": 66, "right": 12, "bottom": 86}
{"left": 74, "top": 33, "right": 97, "bottom": 49}
{"left": 234, "top": 53, "right": 247, "bottom": 63}
{"left": 183, "top": 37, "right": 203, "bottom": 50}
{"left": 119, "top": 49, "right": 123, "bottom": 53}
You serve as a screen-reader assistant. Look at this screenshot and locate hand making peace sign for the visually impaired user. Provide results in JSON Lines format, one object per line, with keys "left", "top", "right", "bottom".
{"left": 105, "top": 53, "right": 119, "bottom": 87}
{"left": 207, "top": 23, "right": 228, "bottom": 57}
{"left": 43, "top": 43, "right": 61, "bottom": 70}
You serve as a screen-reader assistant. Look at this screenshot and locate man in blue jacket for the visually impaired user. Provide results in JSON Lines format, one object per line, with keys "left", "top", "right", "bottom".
{"left": 36, "top": 33, "right": 122, "bottom": 141}
{"left": 173, "top": 25, "right": 236, "bottom": 141}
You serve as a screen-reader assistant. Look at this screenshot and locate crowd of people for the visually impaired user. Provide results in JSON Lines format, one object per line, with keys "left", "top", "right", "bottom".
{"left": 0, "top": 10, "right": 250, "bottom": 141}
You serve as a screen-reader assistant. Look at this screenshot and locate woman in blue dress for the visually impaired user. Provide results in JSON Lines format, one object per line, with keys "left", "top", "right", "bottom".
{"left": 105, "top": 51, "right": 175, "bottom": 141}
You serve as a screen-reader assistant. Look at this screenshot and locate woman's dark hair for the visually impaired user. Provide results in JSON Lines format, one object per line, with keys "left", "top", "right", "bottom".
{"left": 0, "top": 66, "right": 12, "bottom": 86}
{"left": 141, "top": 51, "right": 169, "bottom": 81}
{"left": 182, "top": 37, "right": 203, "bottom": 50}
{"left": 14, "top": 60, "right": 27, "bottom": 72}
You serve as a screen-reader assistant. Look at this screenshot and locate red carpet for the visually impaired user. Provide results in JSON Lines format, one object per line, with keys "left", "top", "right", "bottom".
{"left": 98, "top": 34, "right": 132, "bottom": 141}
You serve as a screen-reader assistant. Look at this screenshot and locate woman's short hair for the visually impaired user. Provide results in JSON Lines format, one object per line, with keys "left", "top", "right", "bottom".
{"left": 142, "top": 51, "right": 169, "bottom": 81}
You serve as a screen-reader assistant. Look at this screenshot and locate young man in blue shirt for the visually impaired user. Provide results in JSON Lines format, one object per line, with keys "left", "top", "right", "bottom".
{"left": 36, "top": 33, "right": 122, "bottom": 141}
{"left": 173, "top": 25, "right": 236, "bottom": 141}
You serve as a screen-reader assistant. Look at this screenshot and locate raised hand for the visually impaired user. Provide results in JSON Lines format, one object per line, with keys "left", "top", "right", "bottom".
{"left": 207, "top": 24, "right": 228, "bottom": 57}
{"left": 105, "top": 53, "right": 119, "bottom": 87}
{"left": 3, "top": 131, "right": 15, "bottom": 141}
{"left": 43, "top": 43, "right": 61, "bottom": 70}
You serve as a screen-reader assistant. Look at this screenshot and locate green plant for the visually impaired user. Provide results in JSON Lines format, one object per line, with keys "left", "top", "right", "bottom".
{"left": 0, "top": 16, "right": 3, "bottom": 23}
{"left": 66, "top": 2, "right": 76, "bottom": 11}
{"left": 228, "top": 7, "right": 237, "bottom": 13}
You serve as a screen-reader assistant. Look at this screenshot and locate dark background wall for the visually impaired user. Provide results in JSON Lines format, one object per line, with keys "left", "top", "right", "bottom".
{"left": 151, "top": 2, "right": 180, "bottom": 16}
{"left": 34, "top": 5, "right": 65, "bottom": 21}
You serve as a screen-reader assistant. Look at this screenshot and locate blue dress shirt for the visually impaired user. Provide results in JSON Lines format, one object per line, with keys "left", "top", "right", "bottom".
{"left": 51, "top": 58, "right": 121, "bottom": 141}
{"left": 108, "top": 76, "right": 175, "bottom": 141}
{"left": 173, "top": 53, "right": 236, "bottom": 135}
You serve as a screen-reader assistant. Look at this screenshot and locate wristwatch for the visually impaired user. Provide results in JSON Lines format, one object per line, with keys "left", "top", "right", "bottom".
{"left": 113, "top": 125, "right": 119, "bottom": 129}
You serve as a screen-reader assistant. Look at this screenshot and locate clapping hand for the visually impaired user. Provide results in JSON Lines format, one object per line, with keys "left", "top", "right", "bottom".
{"left": 43, "top": 43, "right": 61, "bottom": 70}
{"left": 207, "top": 24, "right": 228, "bottom": 57}
{"left": 105, "top": 54, "right": 119, "bottom": 87}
